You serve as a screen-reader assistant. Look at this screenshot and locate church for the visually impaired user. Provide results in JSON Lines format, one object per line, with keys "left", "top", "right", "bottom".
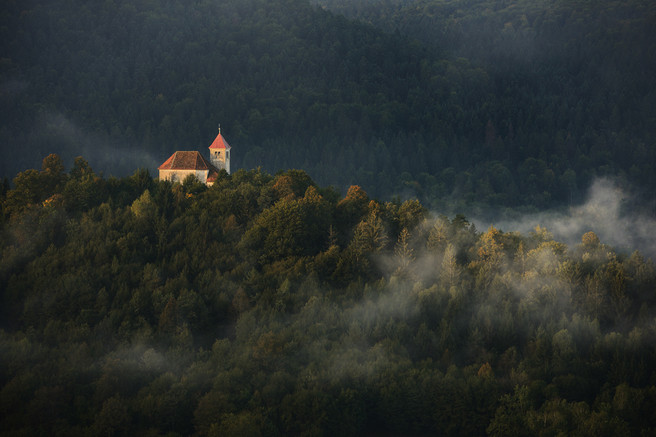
{"left": 158, "top": 128, "right": 232, "bottom": 186}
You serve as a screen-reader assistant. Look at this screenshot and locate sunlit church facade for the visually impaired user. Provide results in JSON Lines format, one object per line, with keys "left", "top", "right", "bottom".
{"left": 158, "top": 128, "right": 231, "bottom": 186}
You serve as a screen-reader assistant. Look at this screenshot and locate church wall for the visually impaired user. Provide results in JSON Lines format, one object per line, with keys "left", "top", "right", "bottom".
{"left": 159, "top": 169, "right": 209, "bottom": 184}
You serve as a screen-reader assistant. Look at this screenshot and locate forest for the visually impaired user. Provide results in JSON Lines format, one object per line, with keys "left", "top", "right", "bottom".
{"left": 1, "top": 0, "right": 655, "bottom": 213}
{"left": 1, "top": 155, "right": 655, "bottom": 435}
{"left": 2, "top": 0, "right": 656, "bottom": 434}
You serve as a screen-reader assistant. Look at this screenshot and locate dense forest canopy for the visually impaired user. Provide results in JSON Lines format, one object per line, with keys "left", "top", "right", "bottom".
{"left": 1, "top": 156, "right": 656, "bottom": 435}
{"left": 312, "top": 0, "right": 656, "bottom": 206}
{"left": 1, "top": 0, "right": 655, "bottom": 212}
{"left": 3, "top": 0, "right": 656, "bottom": 434}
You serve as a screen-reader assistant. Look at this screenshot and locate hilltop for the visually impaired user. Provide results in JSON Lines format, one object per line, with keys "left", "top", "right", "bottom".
{"left": 1, "top": 156, "right": 656, "bottom": 435}
{"left": 2, "top": 0, "right": 655, "bottom": 212}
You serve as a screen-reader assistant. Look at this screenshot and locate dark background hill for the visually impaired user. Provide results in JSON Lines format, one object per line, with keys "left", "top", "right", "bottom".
{"left": 1, "top": 0, "right": 655, "bottom": 212}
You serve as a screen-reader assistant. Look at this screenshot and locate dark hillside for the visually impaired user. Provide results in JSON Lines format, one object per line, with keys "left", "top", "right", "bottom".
{"left": 2, "top": 0, "right": 656, "bottom": 211}
{"left": 2, "top": 0, "right": 435, "bottom": 187}
{"left": 313, "top": 0, "right": 656, "bottom": 208}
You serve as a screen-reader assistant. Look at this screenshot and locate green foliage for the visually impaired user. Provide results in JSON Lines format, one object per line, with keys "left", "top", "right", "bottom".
{"left": 2, "top": 153, "right": 656, "bottom": 434}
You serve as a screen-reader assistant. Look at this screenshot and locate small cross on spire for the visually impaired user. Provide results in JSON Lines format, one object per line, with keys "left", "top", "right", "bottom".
{"left": 218, "top": 123, "right": 221, "bottom": 134}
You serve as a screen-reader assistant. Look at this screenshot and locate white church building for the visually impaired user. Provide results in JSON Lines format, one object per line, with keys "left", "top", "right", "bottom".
{"left": 158, "top": 128, "right": 232, "bottom": 186}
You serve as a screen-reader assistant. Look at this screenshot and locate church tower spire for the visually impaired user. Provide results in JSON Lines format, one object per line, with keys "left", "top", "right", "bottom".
{"left": 208, "top": 125, "right": 231, "bottom": 174}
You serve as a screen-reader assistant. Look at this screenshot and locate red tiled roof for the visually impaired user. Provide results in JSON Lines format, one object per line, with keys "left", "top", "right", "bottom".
{"left": 158, "top": 151, "right": 218, "bottom": 171}
{"left": 208, "top": 131, "right": 231, "bottom": 150}
{"left": 206, "top": 170, "right": 219, "bottom": 183}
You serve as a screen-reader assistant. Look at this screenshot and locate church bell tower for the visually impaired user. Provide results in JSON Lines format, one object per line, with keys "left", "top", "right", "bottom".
{"left": 208, "top": 125, "right": 231, "bottom": 174}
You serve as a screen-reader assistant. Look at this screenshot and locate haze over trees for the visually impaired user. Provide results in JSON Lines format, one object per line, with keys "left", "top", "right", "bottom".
{"left": 1, "top": 157, "right": 656, "bottom": 435}
{"left": 1, "top": 0, "right": 655, "bottom": 212}
{"left": 2, "top": 0, "right": 656, "bottom": 434}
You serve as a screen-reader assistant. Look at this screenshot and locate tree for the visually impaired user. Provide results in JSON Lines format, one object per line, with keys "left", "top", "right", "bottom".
{"left": 441, "top": 243, "right": 460, "bottom": 287}
{"left": 336, "top": 185, "right": 369, "bottom": 234}
{"left": 351, "top": 209, "right": 388, "bottom": 257}
{"left": 394, "top": 227, "right": 414, "bottom": 274}
{"left": 5, "top": 154, "right": 68, "bottom": 211}
{"left": 487, "top": 386, "right": 532, "bottom": 437}
{"left": 471, "top": 226, "right": 505, "bottom": 289}
{"left": 70, "top": 156, "right": 94, "bottom": 180}
{"left": 476, "top": 226, "right": 504, "bottom": 264}
{"left": 40, "top": 154, "right": 66, "bottom": 194}
{"left": 397, "top": 199, "right": 427, "bottom": 231}
{"left": 93, "top": 396, "right": 130, "bottom": 437}
{"left": 427, "top": 216, "right": 449, "bottom": 251}
{"left": 130, "top": 190, "right": 158, "bottom": 221}
{"left": 4, "top": 169, "right": 43, "bottom": 214}
{"left": 238, "top": 185, "right": 330, "bottom": 263}
{"left": 210, "top": 411, "right": 263, "bottom": 437}
{"left": 182, "top": 174, "right": 206, "bottom": 196}
{"left": 63, "top": 157, "right": 105, "bottom": 212}
{"left": 129, "top": 168, "right": 155, "bottom": 195}
{"left": 158, "top": 296, "right": 179, "bottom": 335}
{"left": 272, "top": 169, "right": 315, "bottom": 199}
{"left": 581, "top": 231, "right": 601, "bottom": 248}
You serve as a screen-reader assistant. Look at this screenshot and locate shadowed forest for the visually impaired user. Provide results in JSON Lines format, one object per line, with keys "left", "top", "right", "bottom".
{"left": 2, "top": 0, "right": 656, "bottom": 435}
{"left": 1, "top": 0, "right": 655, "bottom": 213}
{"left": 1, "top": 156, "right": 655, "bottom": 435}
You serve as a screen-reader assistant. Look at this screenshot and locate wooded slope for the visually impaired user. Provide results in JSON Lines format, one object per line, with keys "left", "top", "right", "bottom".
{"left": 1, "top": 156, "right": 655, "bottom": 435}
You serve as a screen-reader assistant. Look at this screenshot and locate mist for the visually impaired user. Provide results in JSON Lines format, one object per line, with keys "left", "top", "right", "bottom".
{"left": 43, "top": 112, "right": 161, "bottom": 176}
{"left": 475, "top": 178, "right": 656, "bottom": 258}
{"left": 1, "top": 112, "right": 160, "bottom": 179}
